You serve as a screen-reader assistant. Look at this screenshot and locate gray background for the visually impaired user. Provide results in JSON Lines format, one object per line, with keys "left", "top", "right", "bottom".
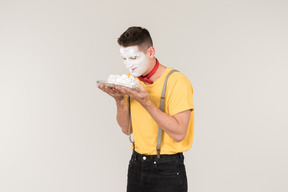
{"left": 1, "top": 0, "right": 287, "bottom": 191}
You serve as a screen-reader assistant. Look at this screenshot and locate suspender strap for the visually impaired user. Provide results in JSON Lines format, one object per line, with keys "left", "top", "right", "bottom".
{"left": 128, "top": 96, "right": 135, "bottom": 150}
{"left": 156, "top": 69, "right": 178, "bottom": 158}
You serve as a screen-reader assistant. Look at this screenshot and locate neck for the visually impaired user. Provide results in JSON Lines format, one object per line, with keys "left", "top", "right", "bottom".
{"left": 149, "top": 63, "right": 166, "bottom": 83}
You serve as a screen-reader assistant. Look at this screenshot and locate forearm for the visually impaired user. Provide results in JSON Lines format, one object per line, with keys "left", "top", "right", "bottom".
{"left": 113, "top": 86, "right": 190, "bottom": 140}
{"left": 116, "top": 98, "right": 130, "bottom": 135}
{"left": 142, "top": 100, "right": 189, "bottom": 142}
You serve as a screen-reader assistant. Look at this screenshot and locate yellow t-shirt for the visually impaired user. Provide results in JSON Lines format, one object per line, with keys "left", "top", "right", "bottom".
{"left": 130, "top": 67, "right": 194, "bottom": 155}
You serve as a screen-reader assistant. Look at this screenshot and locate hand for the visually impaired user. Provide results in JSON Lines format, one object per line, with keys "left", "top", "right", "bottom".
{"left": 114, "top": 85, "right": 151, "bottom": 107}
{"left": 97, "top": 84, "right": 125, "bottom": 102}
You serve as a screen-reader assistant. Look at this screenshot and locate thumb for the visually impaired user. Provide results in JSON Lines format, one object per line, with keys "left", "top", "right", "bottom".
{"left": 140, "top": 85, "right": 145, "bottom": 91}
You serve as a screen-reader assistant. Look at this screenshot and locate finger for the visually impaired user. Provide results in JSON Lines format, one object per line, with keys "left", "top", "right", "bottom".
{"left": 106, "top": 87, "right": 119, "bottom": 95}
{"left": 99, "top": 85, "right": 114, "bottom": 94}
{"left": 116, "top": 86, "right": 134, "bottom": 95}
{"left": 114, "top": 86, "right": 127, "bottom": 94}
{"left": 102, "top": 89, "right": 118, "bottom": 98}
{"left": 97, "top": 84, "right": 104, "bottom": 89}
{"left": 120, "top": 87, "right": 141, "bottom": 99}
{"left": 110, "top": 87, "right": 122, "bottom": 95}
{"left": 98, "top": 85, "right": 107, "bottom": 92}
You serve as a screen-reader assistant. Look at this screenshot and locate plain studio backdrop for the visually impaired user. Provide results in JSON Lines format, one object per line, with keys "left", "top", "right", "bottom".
{"left": 0, "top": 0, "right": 287, "bottom": 191}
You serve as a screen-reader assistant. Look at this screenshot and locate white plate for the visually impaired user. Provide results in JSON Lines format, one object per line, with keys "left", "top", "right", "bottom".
{"left": 96, "top": 80, "right": 140, "bottom": 91}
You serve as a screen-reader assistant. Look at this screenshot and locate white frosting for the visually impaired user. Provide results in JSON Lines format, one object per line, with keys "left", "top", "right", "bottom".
{"left": 107, "top": 74, "right": 139, "bottom": 89}
{"left": 120, "top": 46, "right": 149, "bottom": 77}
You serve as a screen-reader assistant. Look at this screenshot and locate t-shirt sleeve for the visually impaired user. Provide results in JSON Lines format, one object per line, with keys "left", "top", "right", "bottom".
{"left": 165, "top": 72, "right": 194, "bottom": 116}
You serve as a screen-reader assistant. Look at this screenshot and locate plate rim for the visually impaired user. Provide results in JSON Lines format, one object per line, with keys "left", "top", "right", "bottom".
{"left": 96, "top": 80, "right": 140, "bottom": 91}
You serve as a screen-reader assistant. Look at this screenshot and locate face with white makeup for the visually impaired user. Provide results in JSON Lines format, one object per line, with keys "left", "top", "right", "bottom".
{"left": 120, "top": 46, "right": 150, "bottom": 77}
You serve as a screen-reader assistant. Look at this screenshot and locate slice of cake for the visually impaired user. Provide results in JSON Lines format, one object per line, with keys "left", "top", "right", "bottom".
{"left": 107, "top": 74, "right": 139, "bottom": 89}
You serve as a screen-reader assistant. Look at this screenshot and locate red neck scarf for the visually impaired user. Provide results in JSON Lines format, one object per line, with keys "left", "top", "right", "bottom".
{"left": 137, "top": 59, "right": 159, "bottom": 84}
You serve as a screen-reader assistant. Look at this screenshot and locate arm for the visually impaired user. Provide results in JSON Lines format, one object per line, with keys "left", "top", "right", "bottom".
{"left": 115, "top": 97, "right": 131, "bottom": 135}
{"left": 143, "top": 100, "right": 191, "bottom": 142}
{"left": 98, "top": 85, "right": 131, "bottom": 135}
{"left": 115, "top": 85, "right": 191, "bottom": 142}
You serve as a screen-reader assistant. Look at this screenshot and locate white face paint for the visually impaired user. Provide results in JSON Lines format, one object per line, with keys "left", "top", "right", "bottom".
{"left": 120, "top": 46, "right": 150, "bottom": 77}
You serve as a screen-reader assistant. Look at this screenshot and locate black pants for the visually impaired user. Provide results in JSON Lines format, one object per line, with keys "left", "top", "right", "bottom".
{"left": 127, "top": 150, "right": 188, "bottom": 192}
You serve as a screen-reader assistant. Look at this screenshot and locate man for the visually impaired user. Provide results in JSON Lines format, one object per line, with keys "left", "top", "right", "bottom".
{"left": 98, "top": 26, "right": 194, "bottom": 192}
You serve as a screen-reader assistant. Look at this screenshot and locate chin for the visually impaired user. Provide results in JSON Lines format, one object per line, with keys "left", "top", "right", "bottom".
{"left": 132, "top": 74, "right": 140, "bottom": 77}
{"left": 131, "top": 71, "right": 141, "bottom": 77}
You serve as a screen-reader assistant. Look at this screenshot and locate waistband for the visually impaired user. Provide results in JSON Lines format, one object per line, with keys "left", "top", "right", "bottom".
{"left": 132, "top": 150, "right": 184, "bottom": 161}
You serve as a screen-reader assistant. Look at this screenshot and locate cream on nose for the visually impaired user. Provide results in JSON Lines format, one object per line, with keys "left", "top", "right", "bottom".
{"left": 125, "top": 61, "right": 134, "bottom": 69}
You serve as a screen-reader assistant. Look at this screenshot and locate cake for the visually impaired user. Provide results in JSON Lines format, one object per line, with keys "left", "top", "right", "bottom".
{"left": 107, "top": 74, "right": 139, "bottom": 89}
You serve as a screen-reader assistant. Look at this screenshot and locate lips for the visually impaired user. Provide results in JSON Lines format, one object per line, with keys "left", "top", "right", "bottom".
{"left": 131, "top": 67, "right": 137, "bottom": 71}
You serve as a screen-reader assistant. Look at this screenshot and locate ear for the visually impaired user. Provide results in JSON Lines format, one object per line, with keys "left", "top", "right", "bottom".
{"left": 146, "top": 46, "right": 155, "bottom": 58}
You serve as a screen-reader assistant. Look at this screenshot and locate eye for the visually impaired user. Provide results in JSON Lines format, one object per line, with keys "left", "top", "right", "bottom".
{"left": 122, "top": 57, "right": 126, "bottom": 60}
{"left": 129, "top": 56, "right": 137, "bottom": 60}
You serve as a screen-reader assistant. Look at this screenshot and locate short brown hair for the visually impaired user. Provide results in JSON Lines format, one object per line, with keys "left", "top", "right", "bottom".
{"left": 117, "top": 26, "right": 153, "bottom": 51}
